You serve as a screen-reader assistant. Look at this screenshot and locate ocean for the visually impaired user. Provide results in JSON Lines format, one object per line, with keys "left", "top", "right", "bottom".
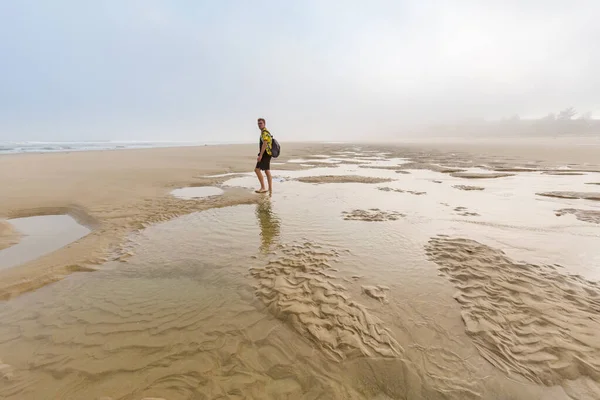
{"left": 0, "top": 141, "right": 222, "bottom": 155}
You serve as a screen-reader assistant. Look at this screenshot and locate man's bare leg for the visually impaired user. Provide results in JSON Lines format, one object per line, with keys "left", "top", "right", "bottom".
{"left": 255, "top": 168, "right": 267, "bottom": 193}
{"left": 265, "top": 170, "right": 273, "bottom": 193}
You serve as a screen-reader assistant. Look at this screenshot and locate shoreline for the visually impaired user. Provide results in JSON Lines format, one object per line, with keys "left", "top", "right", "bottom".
{"left": 0, "top": 139, "right": 598, "bottom": 300}
{"left": 0, "top": 221, "right": 21, "bottom": 251}
{"left": 0, "top": 141, "right": 258, "bottom": 156}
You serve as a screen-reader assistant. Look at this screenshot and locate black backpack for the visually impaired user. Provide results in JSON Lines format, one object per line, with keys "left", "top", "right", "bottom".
{"left": 271, "top": 136, "right": 281, "bottom": 158}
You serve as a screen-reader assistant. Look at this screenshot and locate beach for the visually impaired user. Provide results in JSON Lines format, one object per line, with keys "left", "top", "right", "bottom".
{"left": 0, "top": 143, "right": 319, "bottom": 299}
{"left": 0, "top": 139, "right": 599, "bottom": 399}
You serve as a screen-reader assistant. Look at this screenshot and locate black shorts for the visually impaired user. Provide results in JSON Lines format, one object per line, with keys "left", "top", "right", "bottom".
{"left": 256, "top": 154, "right": 272, "bottom": 171}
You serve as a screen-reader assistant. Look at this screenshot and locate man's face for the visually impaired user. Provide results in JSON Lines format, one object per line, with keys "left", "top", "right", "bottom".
{"left": 258, "top": 120, "right": 265, "bottom": 130}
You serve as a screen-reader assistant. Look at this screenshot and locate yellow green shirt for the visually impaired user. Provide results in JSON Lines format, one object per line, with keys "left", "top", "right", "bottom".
{"left": 260, "top": 128, "right": 273, "bottom": 156}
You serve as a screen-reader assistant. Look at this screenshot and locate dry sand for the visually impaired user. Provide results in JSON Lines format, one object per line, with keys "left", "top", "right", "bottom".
{"left": 0, "top": 143, "right": 322, "bottom": 299}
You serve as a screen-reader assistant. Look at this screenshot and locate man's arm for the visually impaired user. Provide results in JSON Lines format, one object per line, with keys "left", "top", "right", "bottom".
{"left": 258, "top": 141, "right": 267, "bottom": 160}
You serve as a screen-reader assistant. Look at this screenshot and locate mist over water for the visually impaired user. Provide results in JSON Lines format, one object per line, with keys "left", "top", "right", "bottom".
{"left": 1, "top": 1, "right": 599, "bottom": 142}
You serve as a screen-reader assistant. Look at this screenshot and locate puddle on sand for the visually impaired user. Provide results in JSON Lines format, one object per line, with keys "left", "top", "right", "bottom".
{"left": 0, "top": 215, "right": 90, "bottom": 270}
{"left": 170, "top": 186, "right": 224, "bottom": 199}
{"left": 287, "top": 157, "right": 344, "bottom": 165}
{"left": 202, "top": 172, "right": 243, "bottom": 178}
{"left": 0, "top": 151, "right": 599, "bottom": 399}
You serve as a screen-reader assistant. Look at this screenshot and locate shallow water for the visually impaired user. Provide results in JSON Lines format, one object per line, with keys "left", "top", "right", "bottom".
{"left": 170, "top": 186, "right": 224, "bottom": 199}
{"left": 0, "top": 215, "right": 91, "bottom": 270}
{"left": 0, "top": 151, "right": 599, "bottom": 399}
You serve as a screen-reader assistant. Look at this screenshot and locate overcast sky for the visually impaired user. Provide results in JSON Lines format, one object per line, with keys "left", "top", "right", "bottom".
{"left": 1, "top": 1, "right": 598, "bottom": 142}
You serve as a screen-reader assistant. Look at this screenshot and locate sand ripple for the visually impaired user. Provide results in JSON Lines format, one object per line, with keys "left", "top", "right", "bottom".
{"left": 0, "top": 263, "right": 372, "bottom": 399}
{"left": 542, "top": 171, "right": 586, "bottom": 176}
{"left": 492, "top": 167, "right": 539, "bottom": 172}
{"left": 453, "top": 185, "right": 485, "bottom": 191}
{"left": 398, "top": 162, "right": 466, "bottom": 173}
{"left": 342, "top": 209, "right": 405, "bottom": 221}
{"left": 378, "top": 187, "right": 426, "bottom": 195}
{"left": 361, "top": 285, "right": 389, "bottom": 303}
{"left": 450, "top": 172, "right": 515, "bottom": 179}
{"left": 555, "top": 208, "right": 600, "bottom": 224}
{"left": 425, "top": 236, "right": 600, "bottom": 388}
{"left": 296, "top": 175, "right": 392, "bottom": 184}
{"left": 250, "top": 242, "right": 402, "bottom": 362}
{"left": 358, "top": 165, "right": 404, "bottom": 171}
{"left": 453, "top": 207, "right": 480, "bottom": 217}
{"left": 537, "top": 192, "right": 600, "bottom": 201}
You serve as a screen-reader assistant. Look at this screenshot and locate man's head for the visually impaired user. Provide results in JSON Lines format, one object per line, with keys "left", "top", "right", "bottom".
{"left": 257, "top": 118, "right": 266, "bottom": 130}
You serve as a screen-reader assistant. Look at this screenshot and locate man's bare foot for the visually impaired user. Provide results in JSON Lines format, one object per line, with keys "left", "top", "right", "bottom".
{"left": 255, "top": 189, "right": 268, "bottom": 193}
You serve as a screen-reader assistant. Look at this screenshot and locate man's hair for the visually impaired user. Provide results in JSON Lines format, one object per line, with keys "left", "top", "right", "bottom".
{"left": 257, "top": 118, "right": 266, "bottom": 124}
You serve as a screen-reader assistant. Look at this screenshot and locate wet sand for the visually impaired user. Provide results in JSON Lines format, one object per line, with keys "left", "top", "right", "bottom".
{"left": 450, "top": 172, "right": 516, "bottom": 179}
{"left": 425, "top": 236, "right": 600, "bottom": 388}
{"left": 378, "top": 187, "right": 426, "bottom": 195}
{"left": 454, "top": 185, "right": 485, "bottom": 191}
{"left": 555, "top": 208, "right": 600, "bottom": 224}
{"left": 342, "top": 208, "right": 405, "bottom": 221}
{"left": 0, "top": 139, "right": 600, "bottom": 399}
{"left": 537, "top": 191, "right": 600, "bottom": 201}
{"left": 296, "top": 175, "right": 393, "bottom": 184}
{"left": 0, "top": 221, "right": 20, "bottom": 251}
{"left": 0, "top": 143, "right": 320, "bottom": 299}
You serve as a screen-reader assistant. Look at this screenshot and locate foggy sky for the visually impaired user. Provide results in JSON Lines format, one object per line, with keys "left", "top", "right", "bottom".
{"left": 1, "top": 1, "right": 598, "bottom": 142}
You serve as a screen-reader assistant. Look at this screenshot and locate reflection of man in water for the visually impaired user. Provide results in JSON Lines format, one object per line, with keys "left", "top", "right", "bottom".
{"left": 256, "top": 197, "right": 280, "bottom": 253}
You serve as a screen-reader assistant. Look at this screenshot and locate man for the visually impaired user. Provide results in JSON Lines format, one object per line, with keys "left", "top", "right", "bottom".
{"left": 255, "top": 118, "right": 273, "bottom": 193}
